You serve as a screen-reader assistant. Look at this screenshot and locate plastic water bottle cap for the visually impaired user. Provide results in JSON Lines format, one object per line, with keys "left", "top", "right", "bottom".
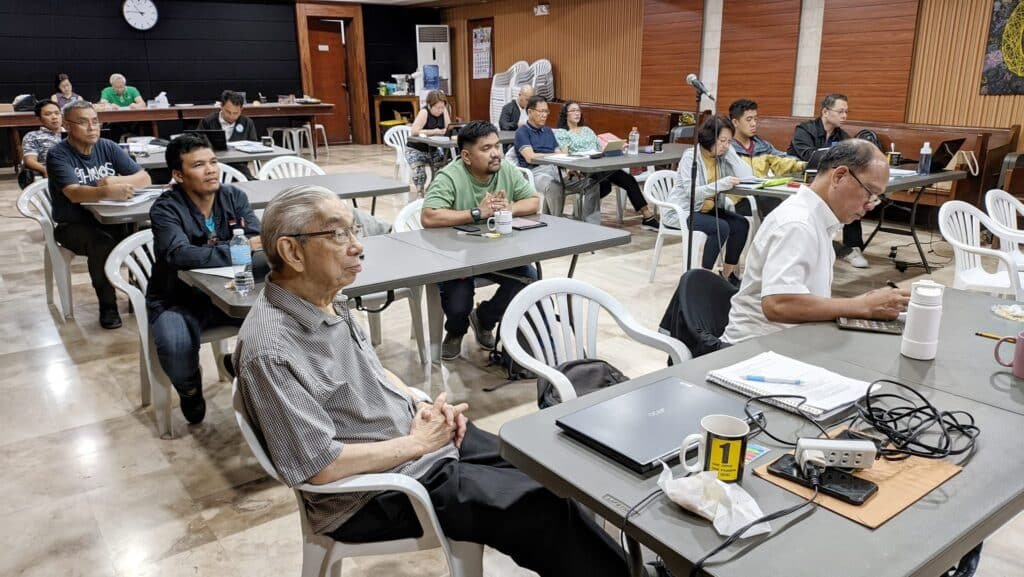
{"left": 233, "top": 228, "right": 244, "bottom": 236}
{"left": 911, "top": 280, "right": 943, "bottom": 306}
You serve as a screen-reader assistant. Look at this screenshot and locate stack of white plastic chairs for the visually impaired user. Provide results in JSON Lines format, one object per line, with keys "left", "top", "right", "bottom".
{"left": 490, "top": 61, "right": 528, "bottom": 125}
{"left": 509, "top": 64, "right": 535, "bottom": 106}
{"left": 530, "top": 59, "right": 555, "bottom": 101}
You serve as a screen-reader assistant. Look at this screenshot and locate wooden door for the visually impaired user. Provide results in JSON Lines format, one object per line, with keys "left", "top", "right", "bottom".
{"left": 308, "top": 18, "right": 351, "bottom": 143}
{"left": 467, "top": 18, "right": 494, "bottom": 122}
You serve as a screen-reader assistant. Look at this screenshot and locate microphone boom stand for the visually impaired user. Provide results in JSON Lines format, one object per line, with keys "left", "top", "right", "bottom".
{"left": 686, "top": 91, "right": 702, "bottom": 271}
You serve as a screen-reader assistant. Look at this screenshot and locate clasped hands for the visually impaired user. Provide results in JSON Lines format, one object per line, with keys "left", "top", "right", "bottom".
{"left": 411, "top": 392, "right": 469, "bottom": 451}
{"left": 477, "top": 190, "right": 508, "bottom": 219}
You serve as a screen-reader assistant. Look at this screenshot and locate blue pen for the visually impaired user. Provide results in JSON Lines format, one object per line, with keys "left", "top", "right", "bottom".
{"left": 744, "top": 375, "right": 802, "bottom": 385}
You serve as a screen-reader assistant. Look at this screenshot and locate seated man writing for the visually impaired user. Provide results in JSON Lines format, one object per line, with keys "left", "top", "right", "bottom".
{"left": 47, "top": 100, "right": 152, "bottom": 329}
{"left": 722, "top": 139, "right": 909, "bottom": 344}
{"left": 421, "top": 120, "right": 540, "bottom": 361}
{"left": 514, "top": 96, "right": 601, "bottom": 224}
{"left": 147, "top": 133, "right": 260, "bottom": 423}
{"left": 234, "top": 185, "right": 626, "bottom": 577}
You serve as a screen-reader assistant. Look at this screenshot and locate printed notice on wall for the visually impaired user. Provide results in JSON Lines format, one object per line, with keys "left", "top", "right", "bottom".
{"left": 472, "top": 27, "right": 492, "bottom": 79}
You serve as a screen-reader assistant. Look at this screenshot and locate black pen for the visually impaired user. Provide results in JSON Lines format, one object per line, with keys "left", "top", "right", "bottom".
{"left": 886, "top": 280, "right": 899, "bottom": 289}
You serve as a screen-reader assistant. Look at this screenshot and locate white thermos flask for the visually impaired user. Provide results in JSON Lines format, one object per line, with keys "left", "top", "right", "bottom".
{"left": 900, "top": 280, "right": 944, "bottom": 360}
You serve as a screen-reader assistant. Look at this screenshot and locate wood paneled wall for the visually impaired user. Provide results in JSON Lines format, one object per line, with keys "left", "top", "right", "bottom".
{"left": 817, "top": 0, "right": 919, "bottom": 122}
{"left": 716, "top": 0, "right": 800, "bottom": 116}
{"left": 442, "top": 0, "right": 644, "bottom": 119}
{"left": 638, "top": 0, "right": 703, "bottom": 110}
{"left": 907, "top": 0, "right": 1024, "bottom": 139}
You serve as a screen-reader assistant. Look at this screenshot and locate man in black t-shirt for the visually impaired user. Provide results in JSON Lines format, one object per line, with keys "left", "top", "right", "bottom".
{"left": 47, "top": 100, "right": 152, "bottom": 328}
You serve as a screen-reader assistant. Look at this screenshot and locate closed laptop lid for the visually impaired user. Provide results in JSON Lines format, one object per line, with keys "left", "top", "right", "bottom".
{"left": 928, "top": 138, "right": 966, "bottom": 173}
{"left": 555, "top": 377, "right": 749, "bottom": 473}
{"left": 185, "top": 129, "right": 228, "bottom": 151}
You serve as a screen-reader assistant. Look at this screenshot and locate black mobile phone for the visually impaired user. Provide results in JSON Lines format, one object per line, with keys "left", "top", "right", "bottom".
{"left": 766, "top": 454, "right": 878, "bottom": 505}
{"left": 453, "top": 224, "right": 480, "bottom": 233}
{"left": 837, "top": 317, "right": 904, "bottom": 335}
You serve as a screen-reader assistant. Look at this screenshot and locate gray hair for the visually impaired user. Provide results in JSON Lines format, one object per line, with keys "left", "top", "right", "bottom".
{"left": 820, "top": 93, "right": 848, "bottom": 112}
{"left": 62, "top": 99, "right": 95, "bottom": 118}
{"left": 816, "top": 139, "right": 883, "bottom": 174}
{"left": 109, "top": 73, "right": 126, "bottom": 85}
{"left": 262, "top": 185, "right": 339, "bottom": 272}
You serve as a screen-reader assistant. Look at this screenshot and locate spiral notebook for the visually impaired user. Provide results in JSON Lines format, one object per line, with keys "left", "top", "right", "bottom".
{"left": 706, "top": 351, "right": 870, "bottom": 419}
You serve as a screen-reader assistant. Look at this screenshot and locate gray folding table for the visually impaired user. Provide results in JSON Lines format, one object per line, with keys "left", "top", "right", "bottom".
{"left": 133, "top": 145, "right": 294, "bottom": 170}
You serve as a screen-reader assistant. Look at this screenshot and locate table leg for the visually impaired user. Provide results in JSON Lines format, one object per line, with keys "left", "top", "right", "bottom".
{"left": 374, "top": 99, "right": 382, "bottom": 145}
{"left": 909, "top": 186, "right": 931, "bottom": 274}
{"left": 568, "top": 255, "right": 578, "bottom": 278}
{"left": 535, "top": 261, "right": 543, "bottom": 279}
{"left": 865, "top": 200, "right": 887, "bottom": 248}
{"left": 371, "top": 196, "right": 377, "bottom": 215}
{"left": 307, "top": 116, "right": 318, "bottom": 161}
{"left": 625, "top": 536, "right": 645, "bottom": 577}
{"left": 426, "top": 283, "right": 443, "bottom": 363}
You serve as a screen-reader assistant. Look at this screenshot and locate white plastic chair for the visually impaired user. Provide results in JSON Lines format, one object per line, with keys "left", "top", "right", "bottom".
{"left": 305, "top": 122, "right": 329, "bottom": 154}
{"left": 499, "top": 278, "right": 691, "bottom": 402}
{"left": 395, "top": 198, "right": 425, "bottom": 233}
{"left": 384, "top": 125, "right": 412, "bottom": 185}
{"left": 257, "top": 155, "right": 325, "bottom": 180}
{"left": 231, "top": 380, "right": 484, "bottom": 577}
{"left": 641, "top": 170, "right": 708, "bottom": 283}
{"left": 218, "top": 163, "right": 249, "bottom": 183}
{"left": 17, "top": 179, "right": 79, "bottom": 320}
{"left": 105, "top": 229, "right": 236, "bottom": 438}
{"left": 984, "top": 188, "right": 1024, "bottom": 270}
{"left": 938, "top": 201, "right": 1024, "bottom": 301}
{"left": 515, "top": 165, "right": 544, "bottom": 211}
{"left": 268, "top": 125, "right": 315, "bottom": 156}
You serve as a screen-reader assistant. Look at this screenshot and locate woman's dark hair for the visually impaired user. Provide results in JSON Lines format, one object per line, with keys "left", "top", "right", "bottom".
{"left": 165, "top": 133, "right": 213, "bottom": 172}
{"left": 696, "top": 114, "right": 734, "bottom": 150}
{"left": 54, "top": 73, "right": 70, "bottom": 91}
{"left": 556, "top": 100, "right": 585, "bottom": 130}
{"left": 456, "top": 120, "right": 499, "bottom": 150}
{"left": 34, "top": 99, "right": 60, "bottom": 118}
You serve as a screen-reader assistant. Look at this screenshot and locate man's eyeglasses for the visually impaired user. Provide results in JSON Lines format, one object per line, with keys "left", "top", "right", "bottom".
{"left": 530, "top": 108, "right": 550, "bottom": 115}
{"left": 845, "top": 169, "right": 882, "bottom": 206}
{"left": 286, "top": 224, "right": 364, "bottom": 245}
{"left": 67, "top": 119, "right": 102, "bottom": 128}
{"left": 828, "top": 108, "right": 849, "bottom": 115}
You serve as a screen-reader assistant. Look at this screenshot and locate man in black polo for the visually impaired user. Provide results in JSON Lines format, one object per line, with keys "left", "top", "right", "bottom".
{"left": 147, "top": 133, "right": 260, "bottom": 424}
{"left": 196, "top": 90, "right": 259, "bottom": 179}
{"left": 498, "top": 84, "right": 534, "bottom": 131}
{"left": 47, "top": 100, "right": 152, "bottom": 328}
{"left": 788, "top": 93, "right": 867, "bottom": 268}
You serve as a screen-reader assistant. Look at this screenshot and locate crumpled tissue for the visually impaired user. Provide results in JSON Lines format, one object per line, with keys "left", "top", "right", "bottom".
{"left": 656, "top": 462, "right": 771, "bottom": 537}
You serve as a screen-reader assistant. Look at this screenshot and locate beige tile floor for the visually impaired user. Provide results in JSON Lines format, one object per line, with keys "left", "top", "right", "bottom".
{"left": 0, "top": 145, "right": 1020, "bottom": 577}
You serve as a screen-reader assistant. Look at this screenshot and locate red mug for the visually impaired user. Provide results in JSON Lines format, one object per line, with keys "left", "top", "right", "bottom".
{"left": 994, "top": 332, "right": 1024, "bottom": 379}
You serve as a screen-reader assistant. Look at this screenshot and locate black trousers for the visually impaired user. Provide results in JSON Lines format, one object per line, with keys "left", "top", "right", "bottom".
{"left": 330, "top": 424, "right": 628, "bottom": 577}
{"left": 843, "top": 220, "right": 864, "bottom": 249}
{"left": 438, "top": 265, "right": 537, "bottom": 337}
{"left": 54, "top": 222, "right": 130, "bottom": 309}
{"left": 598, "top": 170, "right": 648, "bottom": 213}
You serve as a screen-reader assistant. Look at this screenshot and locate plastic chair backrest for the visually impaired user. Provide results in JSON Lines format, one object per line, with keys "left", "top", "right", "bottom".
{"left": 394, "top": 199, "right": 425, "bottom": 233}
{"left": 384, "top": 125, "right": 410, "bottom": 153}
{"left": 232, "top": 380, "right": 286, "bottom": 484}
{"left": 219, "top": 163, "right": 249, "bottom": 183}
{"left": 16, "top": 180, "right": 58, "bottom": 245}
{"left": 257, "top": 156, "right": 325, "bottom": 180}
{"left": 939, "top": 201, "right": 989, "bottom": 274}
{"left": 984, "top": 189, "right": 1024, "bottom": 262}
{"left": 104, "top": 229, "right": 156, "bottom": 326}
{"left": 515, "top": 165, "right": 535, "bottom": 190}
{"left": 500, "top": 278, "right": 690, "bottom": 402}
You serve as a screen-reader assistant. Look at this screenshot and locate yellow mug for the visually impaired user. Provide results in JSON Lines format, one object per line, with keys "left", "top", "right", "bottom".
{"left": 680, "top": 414, "right": 749, "bottom": 483}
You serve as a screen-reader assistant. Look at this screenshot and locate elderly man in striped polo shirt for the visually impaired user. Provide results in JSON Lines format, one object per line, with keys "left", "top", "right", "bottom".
{"left": 233, "top": 185, "right": 627, "bottom": 576}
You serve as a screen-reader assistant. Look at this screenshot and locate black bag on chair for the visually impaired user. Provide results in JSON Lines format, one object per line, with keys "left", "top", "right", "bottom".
{"left": 536, "top": 358, "right": 627, "bottom": 409}
{"left": 659, "top": 269, "right": 738, "bottom": 359}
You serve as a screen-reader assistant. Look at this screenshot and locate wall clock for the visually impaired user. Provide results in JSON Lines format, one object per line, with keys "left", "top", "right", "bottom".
{"left": 123, "top": 0, "right": 158, "bottom": 31}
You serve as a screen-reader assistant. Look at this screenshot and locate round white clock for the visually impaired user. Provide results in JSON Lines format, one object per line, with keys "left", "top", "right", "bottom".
{"left": 122, "top": 0, "right": 158, "bottom": 31}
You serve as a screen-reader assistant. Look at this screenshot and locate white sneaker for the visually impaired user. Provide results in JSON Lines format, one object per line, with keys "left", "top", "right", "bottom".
{"left": 843, "top": 247, "right": 869, "bottom": 268}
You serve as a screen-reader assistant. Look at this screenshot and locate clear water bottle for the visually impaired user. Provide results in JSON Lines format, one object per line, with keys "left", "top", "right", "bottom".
{"left": 917, "top": 141, "right": 932, "bottom": 175}
{"left": 900, "top": 280, "right": 944, "bottom": 360}
{"left": 627, "top": 126, "right": 639, "bottom": 155}
{"left": 230, "top": 228, "right": 254, "bottom": 296}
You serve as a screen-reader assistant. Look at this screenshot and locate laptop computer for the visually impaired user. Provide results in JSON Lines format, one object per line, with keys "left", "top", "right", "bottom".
{"left": 555, "top": 377, "right": 754, "bottom": 476}
{"left": 184, "top": 129, "right": 229, "bottom": 151}
{"left": 805, "top": 147, "right": 831, "bottom": 171}
{"left": 915, "top": 138, "right": 966, "bottom": 173}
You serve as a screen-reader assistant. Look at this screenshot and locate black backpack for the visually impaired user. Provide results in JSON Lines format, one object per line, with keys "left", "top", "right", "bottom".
{"left": 536, "top": 358, "right": 627, "bottom": 409}
{"left": 855, "top": 129, "right": 885, "bottom": 153}
{"left": 487, "top": 320, "right": 537, "bottom": 382}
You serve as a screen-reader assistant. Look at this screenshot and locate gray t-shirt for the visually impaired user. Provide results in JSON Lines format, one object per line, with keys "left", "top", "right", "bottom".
{"left": 234, "top": 280, "right": 457, "bottom": 534}
{"left": 46, "top": 138, "right": 142, "bottom": 225}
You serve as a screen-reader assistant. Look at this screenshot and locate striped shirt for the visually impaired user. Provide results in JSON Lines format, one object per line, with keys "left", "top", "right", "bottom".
{"left": 234, "top": 280, "right": 458, "bottom": 534}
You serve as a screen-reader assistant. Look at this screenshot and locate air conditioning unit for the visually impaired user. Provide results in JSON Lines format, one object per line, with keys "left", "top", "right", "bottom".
{"left": 416, "top": 25, "right": 451, "bottom": 92}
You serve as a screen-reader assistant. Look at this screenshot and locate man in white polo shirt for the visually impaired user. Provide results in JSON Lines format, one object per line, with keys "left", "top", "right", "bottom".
{"left": 723, "top": 139, "right": 909, "bottom": 344}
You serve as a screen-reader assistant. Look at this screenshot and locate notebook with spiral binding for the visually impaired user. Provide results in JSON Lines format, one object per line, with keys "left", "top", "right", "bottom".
{"left": 706, "top": 351, "right": 869, "bottom": 419}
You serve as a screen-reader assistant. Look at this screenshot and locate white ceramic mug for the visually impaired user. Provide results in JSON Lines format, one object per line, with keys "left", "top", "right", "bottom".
{"left": 487, "top": 210, "right": 513, "bottom": 235}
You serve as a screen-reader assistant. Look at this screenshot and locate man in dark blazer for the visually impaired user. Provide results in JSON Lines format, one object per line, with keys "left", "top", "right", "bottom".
{"left": 197, "top": 90, "right": 258, "bottom": 179}
{"left": 498, "top": 85, "right": 534, "bottom": 131}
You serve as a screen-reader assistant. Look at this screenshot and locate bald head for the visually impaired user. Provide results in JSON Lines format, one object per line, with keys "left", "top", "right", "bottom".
{"left": 517, "top": 85, "right": 536, "bottom": 107}
{"left": 812, "top": 138, "right": 890, "bottom": 224}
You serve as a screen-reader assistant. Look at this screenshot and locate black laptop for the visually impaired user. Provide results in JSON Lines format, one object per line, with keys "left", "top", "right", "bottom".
{"left": 911, "top": 138, "right": 966, "bottom": 173}
{"left": 555, "top": 377, "right": 753, "bottom": 476}
{"left": 184, "top": 129, "right": 229, "bottom": 151}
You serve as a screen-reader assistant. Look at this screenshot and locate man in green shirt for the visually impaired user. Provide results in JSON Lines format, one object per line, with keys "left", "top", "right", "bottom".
{"left": 99, "top": 73, "right": 145, "bottom": 109}
{"left": 422, "top": 120, "right": 541, "bottom": 361}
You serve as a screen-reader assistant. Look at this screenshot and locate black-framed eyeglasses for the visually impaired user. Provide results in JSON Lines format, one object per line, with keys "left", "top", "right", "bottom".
{"left": 67, "top": 118, "right": 102, "bottom": 128}
{"left": 285, "top": 224, "right": 364, "bottom": 244}
{"left": 828, "top": 108, "right": 849, "bottom": 115}
{"left": 845, "top": 169, "right": 882, "bottom": 206}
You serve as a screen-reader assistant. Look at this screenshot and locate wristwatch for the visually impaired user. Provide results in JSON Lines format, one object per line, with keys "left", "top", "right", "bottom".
{"left": 470, "top": 207, "right": 482, "bottom": 222}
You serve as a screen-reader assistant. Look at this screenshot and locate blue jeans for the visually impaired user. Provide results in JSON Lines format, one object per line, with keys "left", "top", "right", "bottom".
{"left": 691, "top": 210, "right": 750, "bottom": 269}
{"left": 439, "top": 265, "right": 537, "bottom": 336}
{"left": 150, "top": 302, "right": 242, "bottom": 395}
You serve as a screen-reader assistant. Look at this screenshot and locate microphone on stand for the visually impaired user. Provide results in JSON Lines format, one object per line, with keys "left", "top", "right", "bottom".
{"left": 686, "top": 73, "right": 715, "bottom": 102}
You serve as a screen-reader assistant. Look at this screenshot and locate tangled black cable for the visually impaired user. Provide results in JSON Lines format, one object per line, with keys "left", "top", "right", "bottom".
{"left": 743, "top": 394, "right": 830, "bottom": 445}
{"left": 619, "top": 486, "right": 665, "bottom": 577}
{"left": 848, "top": 379, "right": 979, "bottom": 460}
